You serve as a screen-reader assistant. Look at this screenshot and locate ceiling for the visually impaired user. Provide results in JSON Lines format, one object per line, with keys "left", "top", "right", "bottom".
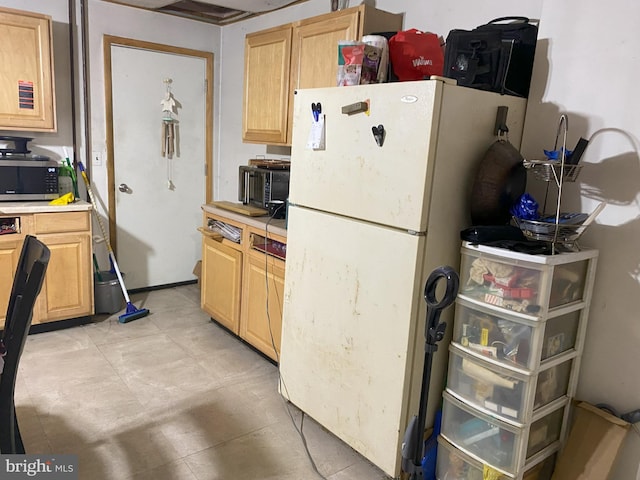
{"left": 105, "top": 0, "right": 308, "bottom": 25}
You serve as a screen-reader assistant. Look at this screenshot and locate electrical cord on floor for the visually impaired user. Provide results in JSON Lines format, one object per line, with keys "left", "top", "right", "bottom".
{"left": 264, "top": 212, "right": 328, "bottom": 480}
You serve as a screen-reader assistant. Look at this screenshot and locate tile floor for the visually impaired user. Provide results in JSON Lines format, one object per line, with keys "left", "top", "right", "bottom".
{"left": 15, "top": 284, "right": 392, "bottom": 480}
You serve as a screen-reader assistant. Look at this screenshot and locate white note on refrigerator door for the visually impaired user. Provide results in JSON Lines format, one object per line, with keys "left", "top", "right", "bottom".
{"left": 306, "top": 114, "right": 325, "bottom": 150}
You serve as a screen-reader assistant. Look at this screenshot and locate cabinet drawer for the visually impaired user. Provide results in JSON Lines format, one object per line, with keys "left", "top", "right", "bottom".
{"left": 447, "top": 344, "right": 575, "bottom": 423}
{"left": 460, "top": 244, "right": 593, "bottom": 315}
{"left": 204, "top": 216, "right": 243, "bottom": 249}
{"left": 34, "top": 212, "right": 89, "bottom": 234}
{"left": 453, "top": 297, "right": 581, "bottom": 370}
{"left": 249, "top": 231, "right": 286, "bottom": 261}
{"left": 436, "top": 435, "right": 557, "bottom": 480}
{"left": 441, "top": 391, "right": 566, "bottom": 475}
{"left": 0, "top": 214, "right": 33, "bottom": 237}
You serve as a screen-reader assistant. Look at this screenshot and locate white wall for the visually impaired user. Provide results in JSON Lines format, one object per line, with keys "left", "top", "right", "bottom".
{"left": 520, "top": 1, "right": 640, "bottom": 478}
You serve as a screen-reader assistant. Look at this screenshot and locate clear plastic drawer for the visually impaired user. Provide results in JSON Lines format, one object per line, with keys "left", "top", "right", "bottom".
{"left": 453, "top": 297, "right": 581, "bottom": 370}
{"left": 441, "top": 391, "right": 566, "bottom": 475}
{"left": 459, "top": 245, "right": 592, "bottom": 315}
{"left": 436, "top": 435, "right": 557, "bottom": 480}
{"left": 447, "top": 344, "right": 574, "bottom": 423}
{"left": 436, "top": 434, "right": 487, "bottom": 480}
{"left": 526, "top": 405, "right": 565, "bottom": 458}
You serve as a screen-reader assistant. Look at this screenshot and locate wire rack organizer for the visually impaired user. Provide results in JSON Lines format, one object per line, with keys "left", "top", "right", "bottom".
{"left": 522, "top": 159, "right": 582, "bottom": 183}
{"left": 513, "top": 115, "right": 602, "bottom": 251}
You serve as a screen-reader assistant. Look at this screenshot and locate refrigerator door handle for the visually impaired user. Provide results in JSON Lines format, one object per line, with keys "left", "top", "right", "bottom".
{"left": 341, "top": 101, "right": 369, "bottom": 115}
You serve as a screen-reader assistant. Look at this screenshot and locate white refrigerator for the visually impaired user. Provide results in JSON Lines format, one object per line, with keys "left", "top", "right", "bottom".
{"left": 279, "top": 79, "right": 526, "bottom": 477}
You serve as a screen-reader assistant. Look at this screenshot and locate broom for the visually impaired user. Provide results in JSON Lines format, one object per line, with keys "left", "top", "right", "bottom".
{"left": 78, "top": 161, "right": 150, "bottom": 323}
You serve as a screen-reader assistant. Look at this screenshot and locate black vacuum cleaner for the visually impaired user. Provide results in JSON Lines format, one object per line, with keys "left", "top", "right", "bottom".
{"left": 401, "top": 265, "right": 459, "bottom": 480}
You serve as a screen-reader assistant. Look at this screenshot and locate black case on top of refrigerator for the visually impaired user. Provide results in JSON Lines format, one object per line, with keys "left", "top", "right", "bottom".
{"left": 443, "top": 17, "right": 538, "bottom": 97}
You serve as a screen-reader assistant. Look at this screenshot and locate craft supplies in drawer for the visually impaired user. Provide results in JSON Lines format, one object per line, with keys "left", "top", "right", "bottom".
{"left": 447, "top": 344, "right": 575, "bottom": 423}
{"left": 436, "top": 435, "right": 557, "bottom": 480}
{"left": 441, "top": 391, "right": 565, "bottom": 475}
{"left": 452, "top": 297, "right": 581, "bottom": 369}
{"left": 459, "top": 245, "right": 590, "bottom": 314}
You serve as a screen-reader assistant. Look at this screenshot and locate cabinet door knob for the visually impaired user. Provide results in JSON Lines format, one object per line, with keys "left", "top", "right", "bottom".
{"left": 118, "top": 183, "right": 130, "bottom": 193}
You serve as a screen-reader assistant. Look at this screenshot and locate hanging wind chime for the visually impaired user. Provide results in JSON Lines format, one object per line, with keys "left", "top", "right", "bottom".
{"left": 161, "top": 78, "right": 177, "bottom": 189}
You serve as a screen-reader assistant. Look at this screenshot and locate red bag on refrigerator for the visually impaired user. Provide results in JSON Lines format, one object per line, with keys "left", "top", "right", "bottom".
{"left": 389, "top": 29, "right": 444, "bottom": 81}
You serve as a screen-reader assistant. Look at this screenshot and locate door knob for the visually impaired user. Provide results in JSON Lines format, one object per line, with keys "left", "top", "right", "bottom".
{"left": 119, "top": 183, "right": 130, "bottom": 193}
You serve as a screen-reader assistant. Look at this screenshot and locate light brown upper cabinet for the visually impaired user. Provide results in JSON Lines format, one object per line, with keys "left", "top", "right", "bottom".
{"left": 0, "top": 7, "right": 56, "bottom": 132}
{"left": 243, "top": 5, "right": 403, "bottom": 146}
{"left": 243, "top": 25, "right": 293, "bottom": 145}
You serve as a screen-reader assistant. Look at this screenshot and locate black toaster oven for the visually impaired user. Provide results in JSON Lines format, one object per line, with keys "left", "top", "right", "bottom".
{"left": 238, "top": 165, "right": 290, "bottom": 209}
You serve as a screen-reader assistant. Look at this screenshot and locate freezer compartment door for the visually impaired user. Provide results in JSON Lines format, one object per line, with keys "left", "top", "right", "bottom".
{"left": 289, "top": 81, "right": 442, "bottom": 232}
{"left": 280, "top": 205, "right": 427, "bottom": 476}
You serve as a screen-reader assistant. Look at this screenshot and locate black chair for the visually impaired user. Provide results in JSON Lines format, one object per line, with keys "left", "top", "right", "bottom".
{"left": 0, "top": 235, "right": 50, "bottom": 454}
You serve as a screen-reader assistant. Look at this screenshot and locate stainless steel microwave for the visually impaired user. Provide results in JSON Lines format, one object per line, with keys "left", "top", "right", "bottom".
{"left": 0, "top": 159, "right": 59, "bottom": 201}
{"left": 238, "top": 165, "right": 290, "bottom": 209}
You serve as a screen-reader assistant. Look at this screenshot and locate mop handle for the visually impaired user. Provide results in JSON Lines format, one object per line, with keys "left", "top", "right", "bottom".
{"left": 78, "top": 161, "right": 132, "bottom": 305}
{"left": 108, "top": 251, "right": 132, "bottom": 304}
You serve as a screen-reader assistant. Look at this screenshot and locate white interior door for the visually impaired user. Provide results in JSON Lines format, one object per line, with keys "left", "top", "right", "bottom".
{"left": 111, "top": 46, "right": 206, "bottom": 289}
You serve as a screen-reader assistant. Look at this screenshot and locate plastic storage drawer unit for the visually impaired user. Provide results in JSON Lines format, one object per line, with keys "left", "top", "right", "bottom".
{"left": 459, "top": 243, "right": 595, "bottom": 316}
{"left": 440, "top": 243, "right": 598, "bottom": 480}
{"left": 441, "top": 391, "right": 567, "bottom": 475}
{"left": 452, "top": 297, "right": 581, "bottom": 370}
{"left": 447, "top": 343, "right": 575, "bottom": 423}
{"left": 436, "top": 435, "right": 557, "bottom": 480}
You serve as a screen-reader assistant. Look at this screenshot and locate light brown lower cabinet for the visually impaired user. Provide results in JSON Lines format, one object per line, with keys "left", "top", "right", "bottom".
{"left": 0, "top": 209, "right": 93, "bottom": 330}
{"left": 201, "top": 233, "right": 242, "bottom": 334}
{"left": 33, "top": 232, "right": 92, "bottom": 323}
{"left": 240, "top": 248, "right": 286, "bottom": 361}
{"left": 200, "top": 210, "right": 286, "bottom": 361}
{"left": 0, "top": 237, "right": 24, "bottom": 327}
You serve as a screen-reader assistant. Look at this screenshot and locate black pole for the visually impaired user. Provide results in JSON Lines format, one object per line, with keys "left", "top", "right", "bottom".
{"left": 407, "top": 266, "right": 459, "bottom": 479}
{"left": 410, "top": 339, "right": 438, "bottom": 476}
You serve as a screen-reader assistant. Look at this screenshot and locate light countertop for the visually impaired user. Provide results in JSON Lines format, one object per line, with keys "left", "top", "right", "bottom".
{"left": 0, "top": 200, "right": 92, "bottom": 215}
{"left": 202, "top": 204, "right": 287, "bottom": 238}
